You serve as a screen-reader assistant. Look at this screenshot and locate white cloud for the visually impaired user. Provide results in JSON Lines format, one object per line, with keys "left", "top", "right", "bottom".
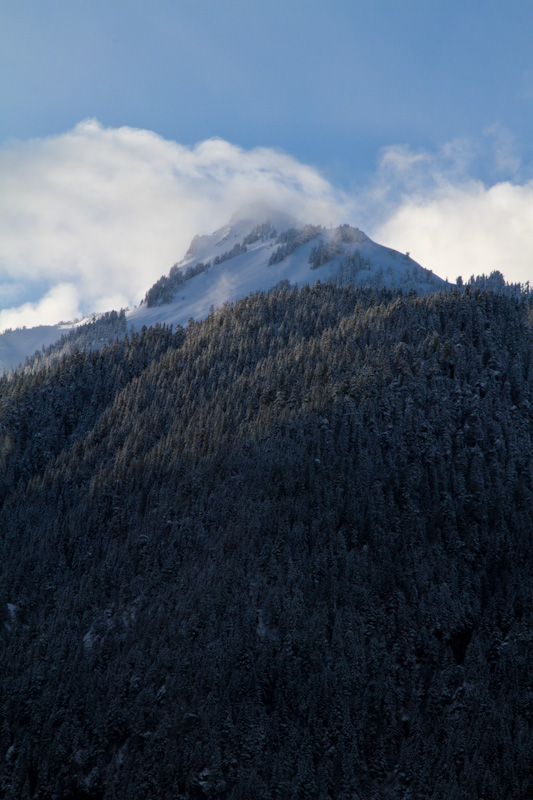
{"left": 0, "top": 283, "right": 82, "bottom": 332}
{"left": 2, "top": 121, "right": 533, "bottom": 334}
{"left": 482, "top": 124, "right": 521, "bottom": 177}
{"left": 0, "top": 119, "right": 351, "bottom": 330}
{"left": 368, "top": 137, "right": 533, "bottom": 287}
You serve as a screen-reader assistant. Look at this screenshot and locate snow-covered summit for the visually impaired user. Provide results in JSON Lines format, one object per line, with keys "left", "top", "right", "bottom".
{"left": 128, "top": 205, "right": 446, "bottom": 332}
{"left": 180, "top": 203, "right": 299, "bottom": 264}
{"left": 0, "top": 205, "right": 447, "bottom": 372}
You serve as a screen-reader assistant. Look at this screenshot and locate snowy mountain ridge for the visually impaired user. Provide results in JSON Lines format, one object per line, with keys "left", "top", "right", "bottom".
{"left": 0, "top": 204, "right": 447, "bottom": 372}
{"left": 128, "top": 203, "right": 446, "bottom": 331}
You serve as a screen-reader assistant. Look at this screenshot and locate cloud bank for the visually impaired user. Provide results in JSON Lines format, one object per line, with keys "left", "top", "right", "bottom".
{"left": 369, "top": 135, "right": 533, "bottom": 287}
{"left": 1, "top": 121, "right": 533, "bottom": 331}
{"left": 0, "top": 120, "right": 351, "bottom": 331}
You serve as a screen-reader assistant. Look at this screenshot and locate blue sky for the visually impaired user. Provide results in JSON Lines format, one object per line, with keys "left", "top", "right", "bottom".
{"left": 1, "top": 0, "right": 533, "bottom": 328}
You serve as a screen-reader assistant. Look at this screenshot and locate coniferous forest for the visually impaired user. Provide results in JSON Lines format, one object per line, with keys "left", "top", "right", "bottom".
{"left": 1, "top": 284, "right": 532, "bottom": 799}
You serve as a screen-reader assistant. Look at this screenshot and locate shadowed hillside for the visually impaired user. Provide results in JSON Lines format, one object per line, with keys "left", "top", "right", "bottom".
{"left": 1, "top": 285, "right": 532, "bottom": 799}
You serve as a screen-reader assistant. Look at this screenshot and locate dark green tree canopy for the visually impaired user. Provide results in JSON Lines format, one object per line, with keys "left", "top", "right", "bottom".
{"left": 1, "top": 285, "right": 532, "bottom": 799}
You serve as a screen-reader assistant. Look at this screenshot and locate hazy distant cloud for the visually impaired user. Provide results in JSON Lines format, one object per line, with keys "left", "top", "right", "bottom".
{"left": 0, "top": 282, "right": 27, "bottom": 308}
{"left": 0, "top": 119, "right": 351, "bottom": 330}
{"left": 521, "top": 70, "right": 533, "bottom": 101}
{"left": 357, "top": 137, "right": 477, "bottom": 229}
{"left": 482, "top": 124, "right": 521, "bottom": 177}
{"left": 0, "top": 284, "right": 81, "bottom": 332}
{"left": 367, "top": 135, "right": 533, "bottom": 286}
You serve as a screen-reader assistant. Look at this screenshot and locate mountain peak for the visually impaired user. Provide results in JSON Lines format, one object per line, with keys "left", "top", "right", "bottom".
{"left": 183, "top": 203, "right": 299, "bottom": 263}
{"left": 133, "top": 210, "right": 447, "bottom": 331}
{"left": 0, "top": 207, "right": 449, "bottom": 372}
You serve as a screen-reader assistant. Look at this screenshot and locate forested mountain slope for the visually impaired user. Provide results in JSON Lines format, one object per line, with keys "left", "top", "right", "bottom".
{"left": 1, "top": 285, "right": 532, "bottom": 799}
